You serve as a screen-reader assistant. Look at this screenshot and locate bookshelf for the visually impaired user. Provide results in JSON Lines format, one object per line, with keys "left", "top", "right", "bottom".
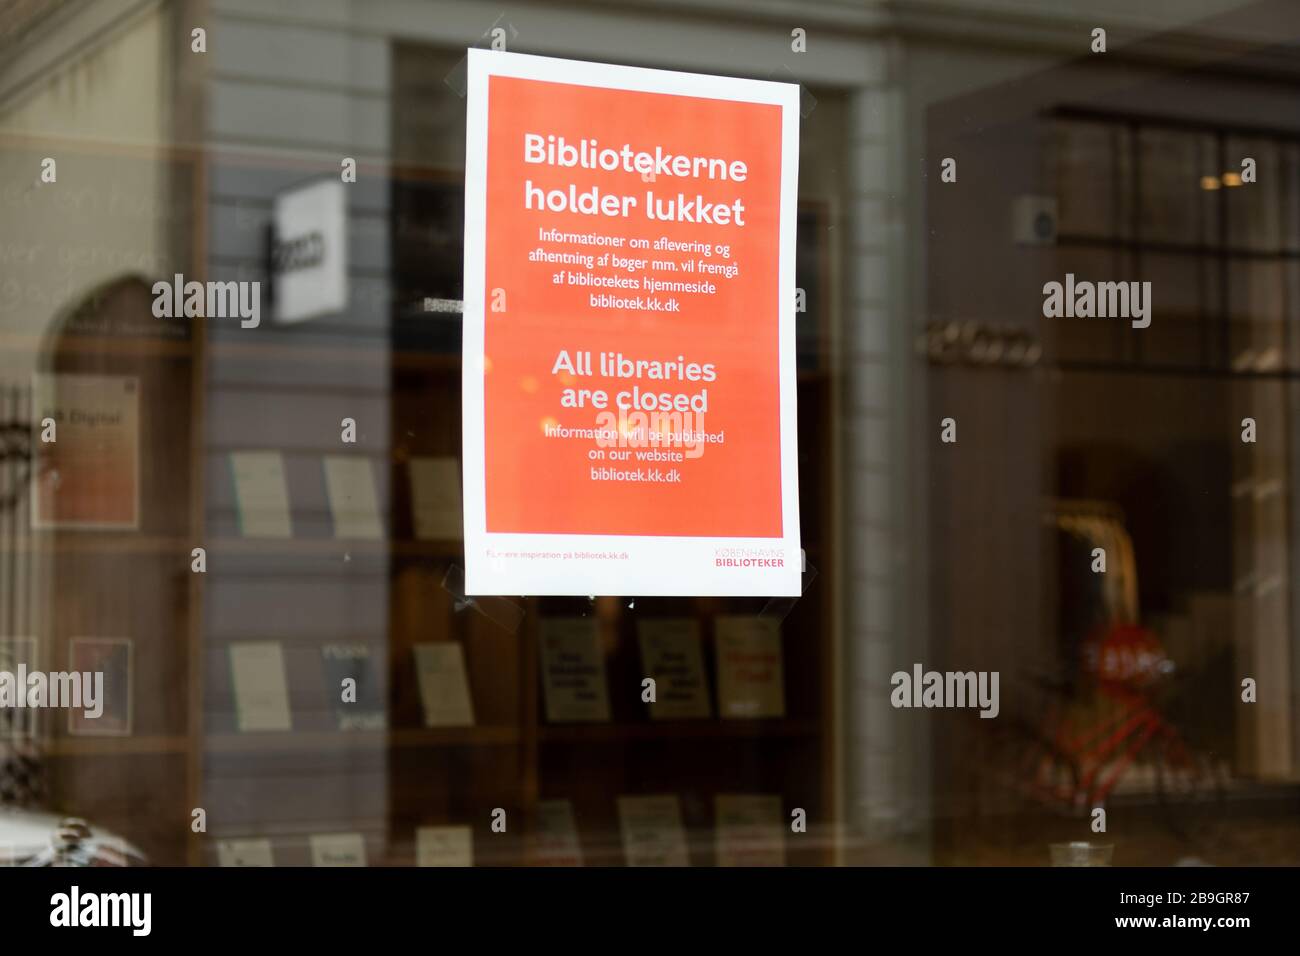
{"left": 170, "top": 126, "right": 838, "bottom": 863}
{"left": 1, "top": 343, "right": 836, "bottom": 863}
{"left": 0, "top": 113, "right": 838, "bottom": 865}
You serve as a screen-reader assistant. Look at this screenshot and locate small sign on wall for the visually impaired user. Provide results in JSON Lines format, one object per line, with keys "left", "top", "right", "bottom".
{"left": 273, "top": 178, "right": 347, "bottom": 323}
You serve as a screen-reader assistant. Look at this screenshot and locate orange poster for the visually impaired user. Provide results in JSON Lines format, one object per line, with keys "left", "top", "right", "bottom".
{"left": 463, "top": 50, "right": 800, "bottom": 596}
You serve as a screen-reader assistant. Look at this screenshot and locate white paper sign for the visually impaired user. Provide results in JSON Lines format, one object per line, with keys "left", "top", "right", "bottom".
{"left": 274, "top": 178, "right": 347, "bottom": 323}
{"left": 310, "top": 832, "right": 367, "bottom": 867}
{"left": 416, "top": 825, "right": 473, "bottom": 867}
{"left": 617, "top": 794, "right": 690, "bottom": 867}
{"left": 217, "top": 838, "right": 274, "bottom": 867}
{"left": 323, "top": 455, "right": 384, "bottom": 540}
{"left": 409, "top": 456, "right": 463, "bottom": 540}
{"left": 412, "top": 643, "right": 475, "bottom": 728}
{"left": 229, "top": 641, "right": 292, "bottom": 732}
{"left": 637, "top": 618, "right": 710, "bottom": 719}
{"left": 714, "top": 794, "right": 785, "bottom": 867}
{"left": 533, "top": 798, "right": 583, "bottom": 866}
{"left": 539, "top": 618, "right": 610, "bottom": 723}
{"left": 230, "top": 451, "right": 292, "bottom": 538}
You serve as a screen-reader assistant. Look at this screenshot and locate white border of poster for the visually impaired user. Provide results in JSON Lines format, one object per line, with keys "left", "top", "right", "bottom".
{"left": 462, "top": 48, "right": 801, "bottom": 597}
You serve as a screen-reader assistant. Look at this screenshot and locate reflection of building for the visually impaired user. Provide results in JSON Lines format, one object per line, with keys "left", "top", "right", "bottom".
{"left": 0, "top": 0, "right": 1298, "bottom": 866}
{"left": 922, "top": 5, "right": 1300, "bottom": 862}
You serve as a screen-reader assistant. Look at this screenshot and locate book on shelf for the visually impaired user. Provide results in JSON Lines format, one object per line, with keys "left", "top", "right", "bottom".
{"left": 309, "top": 832, "right": 367, "bottom": 867}
{"left": 539, "top": 617, "right": 610, "bottom": 723}
{"left": 412, "top": 642, "right": 475, "bottom": 728}
{"left": 637, "top": 618, "right": 711, "bottom": 719}
{"left": 714, "top": 616, "right": 785, "bottom": 719}
{"left": 321, "top": 643, "right": 386, "bottom": 731}
{"left": 67, "top": 638, "right": 132, "bottom": 737}
{"left": 532, "top": 798, "right": 583, "bottom": 866}
{"left": 31, "top": 373, "right": 139, "bottom": 530}
{"left": 217, "top": 838, "right": 275, "bottom": 867}
{"left": 229, "top": 450, "right": 292, "bottom": 538}
{"left": 323, "top": 455, "right": 384, "bottom": 540}
{"left": 617, "top": 794, "right": 689, "bottom": 867}
{"left": 229, "top": 641, "right": 292, "bottom": 732}
{"left": 408, "top": 455, "right": 463, "bottom": 540}
{"left": 714, "top": 794, "right": 785, "bottom": 867}
{"left": 416, "top": 825, "right": 473, "bottom": 867}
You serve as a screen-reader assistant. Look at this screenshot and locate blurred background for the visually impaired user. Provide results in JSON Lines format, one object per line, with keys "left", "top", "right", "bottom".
{"left": 0, "top": 0, "right": 1298, "bottom": 866}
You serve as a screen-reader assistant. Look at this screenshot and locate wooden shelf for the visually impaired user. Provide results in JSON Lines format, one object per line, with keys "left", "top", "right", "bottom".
{"left": 0, "top": 535, "right": 460, "bottom": 560}
{"left": 204, "top": 726, "right": 519, "bottom": 754}
{"left": 394, "top": 350, "right": 459, "bottom": 372}
{"left": 390, "top": 726, "right": 518, "bottom": 747}
{"left": 539, "top": 719, "right": 819, "bottom": 743}
{"left": 209, "top": 339, "right": 392, "bottom": 366}
{"left": 209, "top": 537, "right": 460, "bottom": 557}
{"left": 194, "top": 722, "right": 812, "bottom": 753}
{"left": 210, "top": 536, "right": 380, "bottom": 555}
{"left": 538, "top": 825, "right": 839, "bottom": 867}
{"left": 1055, "top": 232, "right": 1300, "bottom": 260}
{"left": 0, "top": 329, "right": 832, "bottom": 387}
{"left": 3, "top": 534, "right": 190, "bottom": 556}
{"left": 0, "top": 329, "right": 844, "bottom": 387}
{"left": 0, "top": 329, "right": 450, "bottom": 369}
{"left": 45, "top": 735, "right": 189, "bottom": 756}
{"left": 392, "top": 539, "right": 463, "bottom": 557}
{"left": 207, "top": 338, "right": 459, "bottom": 371}
{"left": 0, "top": 331, "right": 193, "bottom": 359}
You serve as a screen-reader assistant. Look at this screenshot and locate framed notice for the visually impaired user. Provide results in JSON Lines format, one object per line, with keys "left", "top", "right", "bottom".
{"left": 539, "top": 617, "right": 611, "bottom": 723}
{"left": 216, "top": 839, "right": 274, "bottom": 867}
{"left": 229, "top": 451, "right": 292, "bottom": 538}
{"left": 416, "top": 825, "right": 473, "bottom": 867}
{"left": 229, "top": 641, "right": 292, "bottom": 732}
{"left": 714, "top": 616, "right": 785, "bottom": 719}
{"left": 412, "top": 642, "right": 476, "bottom": 728}
{"left": 309, "top": 833, "right": 367, "bottom": 867}
{"left": 67, "top": 638, "right": 132, "bottom": 737}
{"left": 532, "top": 798, "right": 584, "bottom": 866}
{"left": 31, "top": 374, "right": 139, "bottom": 530}
{"left": 462, "top": 49, "right": 801, "bottom": 597}
{"left": 320, "top": 643, "right": 386, "bottom": 731}
{"left": 637, "top": 618, "right": 711, "bottom": 719}
{"left": 714, "top": 793, "right": 785, "bottom": 867}
{"left": 322, "top": 455, "right": 384, "bottom": 540}
{"left": 617, "top": 794, "right": 690, "bottom": 867}
{"left": 408, "top": 456, "right": 464, "bottom": 540}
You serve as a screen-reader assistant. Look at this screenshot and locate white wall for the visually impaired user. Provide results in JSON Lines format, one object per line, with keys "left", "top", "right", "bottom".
{"left": 0, "top": 1, "right": 174, "bottom": 370}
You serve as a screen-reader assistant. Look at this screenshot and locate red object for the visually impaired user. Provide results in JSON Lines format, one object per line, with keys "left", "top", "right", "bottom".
{"left": 1082, "top": 623, "right": 1169, "bottom": 691}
